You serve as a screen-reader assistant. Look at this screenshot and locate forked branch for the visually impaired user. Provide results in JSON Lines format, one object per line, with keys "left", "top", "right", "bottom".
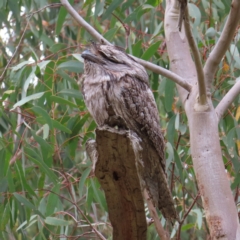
{"left": 204, "top": 0, "right": 240, "bottom": 91}
{"left": 60, "top": 0, "right": 192, "bottom": 92}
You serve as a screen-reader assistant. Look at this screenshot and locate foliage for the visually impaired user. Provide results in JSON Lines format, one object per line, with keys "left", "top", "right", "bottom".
{"left": 0, "top": 0, "right": 239, "bottom": 239}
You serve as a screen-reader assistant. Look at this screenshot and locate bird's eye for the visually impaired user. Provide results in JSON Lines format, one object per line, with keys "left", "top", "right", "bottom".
{"left": 99, "top": 51, "right": 120, "bottom": 63}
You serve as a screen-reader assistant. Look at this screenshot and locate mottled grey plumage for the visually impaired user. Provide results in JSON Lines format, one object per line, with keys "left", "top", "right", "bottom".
{"left": 81, "top": 43, "right": 177, "bottom": 220}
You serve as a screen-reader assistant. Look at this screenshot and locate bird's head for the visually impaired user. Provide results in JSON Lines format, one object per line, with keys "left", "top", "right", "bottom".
{"left": 81, "top": 43, "right": 148, "bottom": 84}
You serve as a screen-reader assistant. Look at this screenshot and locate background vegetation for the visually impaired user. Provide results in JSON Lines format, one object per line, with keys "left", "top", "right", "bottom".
{"left": 0, "top": 0, "right": 239, "bottom": 239}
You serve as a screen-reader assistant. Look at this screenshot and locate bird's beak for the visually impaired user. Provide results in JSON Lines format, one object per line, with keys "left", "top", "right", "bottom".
{"left": 81, "top": 49, "right": 105, "bottom": 64}
{"left": 81, "top": 49, "right": 93, "bottom": 59}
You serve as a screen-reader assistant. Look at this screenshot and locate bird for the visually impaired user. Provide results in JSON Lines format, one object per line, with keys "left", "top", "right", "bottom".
{"left": 81, "top": 43, "right": 178, "bottom": 221}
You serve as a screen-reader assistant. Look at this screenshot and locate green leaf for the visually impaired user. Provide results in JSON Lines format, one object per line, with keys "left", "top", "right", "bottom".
{"left": 79, "top": 167, "right": 92, "bottom": 198}
{"left": 122, "top": 0, "right": 134, "bottom": 11}
{"left": 145, "top": 0, "right": 161, "bottom": 7}
{"left": 0, "top": 177, "right": 7, "bottom": 193}
{"left": 191, "top": 209, "right": 203, "bottom": 229}
{"left": 124, "top": 11, "right": 137, "bottom": 23}
{"left": 45, "top": 217, "right": 71, "bottom": 226}
{"left": 0, "top": 0, "right": 6, "bottom": 8}
{"left": 12, "top": 60, "right": 32, "bottom": 71}
{"left": 151, "top": 22, "right": 163, "bottom": 39}
{"left": 141, "top": 41, "right": 161, "bottom": 60}
{"left": 31, "top": 130, "right": 53, "bottom": 162}
{"left": 38, "top": 173, "right": 45, "bottom": 198}
{"left": 103, "top": 27, "right": 119, "bottom": 42}
{"left": 166, "top": 142, "right": 174, "bottom": 170}
{"left": 46, "top": 184, "right": 60, "bottom": 216}
{"left": 182, "top": 223, "right": 195, "bottom": 231}
{"left": 175, "top": 113, "right": 180, "bottom": 131}
{"left": 0, "top": 203, "right": 10, "bottom": 231}
{"left": 56, "top": 0, "right": 74, "bottom": 35}
{"left": 16, "top": 215, "right": 38, "bottom": 231}
{"left": 167, "top": 115, "right": 176, "bottom": 145}
{"left": 72, "top": 53, "right": 83, "bottom": 62}
{"left": 37, "top": 60, "right": 51, "bottom": 70}
{"left": 188, "top": 3, "right": 201, "bottom": 26}
{"left": 24, "top": 147, "right": 58, "bottom": 184}
{"left": 43, "top": 124, "right": 50, "bottom": 140}
{"left": 13, "top": 193, "right": 36, "bottom": 210}
{"left": 58, "top": 89, "right": 83, "bottom": 99}
{"left": 7, "top": 169, "right": 15, "bottom": 193}
{"left": 164, "top": 80, "right": 175, "bottom": 112}
{"left": 174, "top": 150, "right": 183, "bottom": 180}
{"left": 40, "top": 33, "right": 55, "bottom": 47}
{"left": 50, "top": 96, "right": 78, "bottom": 108}
{"left": 102, "top": 0, "right": 121, "bottom": 20}
{"left": 49, "top": 43, "right": 66, "bottom": 53}
{"left": 213, "top": 0, "right": 225, "bottom": 9}
{"left": 31, "top": 106, "right": 53, "bottom": 129}
{"left": 70, "top": 113, "right": 90, "bottom": 138}
{"left": 52, "top": 119, "right": 72, "bottom": 133}
{"left": 90, "top": 178, "right": 107, "bottom": 211}
{"left": 8, "top": 0, "right": 20, "bottom": 21}
{"left": 44, "top": 61, "right": 55, "bottom": 88}
{"left": 132, "top": 40, "right": 143, "bottom": 57}
{"left": 57, "top": 60, "right": 83, "bottom": 73}
{"left": 23, "top": 66, "right": 36, "bottom": 95}
{"left": 0, "top": 149, "right": 6, "bottom": 178}
{"left": 11, "top": 92, "right": 45, "bottom": 110}
{"left": 57, "top": 69, "right": 79, "bottom": 86}
{"left": 94, "top": 0, "right": 104, "bottom": 17}
{"left": 137, "top": 5, "right": 153, "bottom": 19}
{"left": 205, "top": 27, "right": 217, "bottom": 38}
{"left": 15, "top": 161, "right": 37, "bottom": 197}
{"left": 231, "top": 173, "right": 240, "bottom": 189}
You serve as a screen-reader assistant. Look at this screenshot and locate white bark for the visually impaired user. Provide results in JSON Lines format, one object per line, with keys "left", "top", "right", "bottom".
{"left": 165, "top": 1, "right": 239, "bottom": 239}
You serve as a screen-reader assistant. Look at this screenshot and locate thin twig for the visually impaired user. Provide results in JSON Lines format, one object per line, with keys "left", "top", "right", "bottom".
{"left": 111, "top": 12, "right": 130, "bottom": 49}
{"left": 215, "top": 80, "right": 240, "bottom": 121}
{"left": 0, "top": 22, "right": 30, "bottom": 82}
{"left": 42, "top": 189, "right": 107, "bottom": 240}
{"left": 168, "top": 167, "right": 203, "bottom": 209}
{"left": 27, "top": 3, "right": 62, "bottom": 16}
{"left": 144, "top": 190, "right": 169, "bottom": 240}
{"left": 59, "top": 0, "right": 192, "bottom": 92}
{"left": 177, "top": 192, "right": 200, "bottom": 240}
{"left": 175, "top": 132, "right": 182, "bottom": 150}
{"left": 10, "top": 126, "right": 44, "bottom": 165}
{"left": 0, "top": 3, "right": 62, "bottom": 82}
{"left": 137, "top": 58, "right": 192, "bottom": 91}
{"left": 184, "top": 6, "right": 206, "bottom": 105}
{"left": 61, "top": 0, "right": 110, "bottom": 45}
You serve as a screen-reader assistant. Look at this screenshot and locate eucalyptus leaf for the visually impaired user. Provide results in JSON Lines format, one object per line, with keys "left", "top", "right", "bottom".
{"left": 11, "top": 92, "right": 45, "bottom": 110}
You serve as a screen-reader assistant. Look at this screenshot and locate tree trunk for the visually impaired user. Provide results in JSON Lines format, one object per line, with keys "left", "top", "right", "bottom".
{"left": 164, "top": 1, "right": 240, "bottom": 239}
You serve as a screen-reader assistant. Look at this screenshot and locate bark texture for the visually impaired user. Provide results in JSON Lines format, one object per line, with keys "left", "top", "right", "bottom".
{"left": 94, "top": 128, "right": 146, "bottom": 240}
{"left": 87, "top": 127, "right": 177, "bottom": 240}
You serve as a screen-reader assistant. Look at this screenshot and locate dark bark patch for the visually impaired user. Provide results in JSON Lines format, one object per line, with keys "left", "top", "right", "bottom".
{"left": 208, "top": 215, "right": 225, "bottom": 238}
